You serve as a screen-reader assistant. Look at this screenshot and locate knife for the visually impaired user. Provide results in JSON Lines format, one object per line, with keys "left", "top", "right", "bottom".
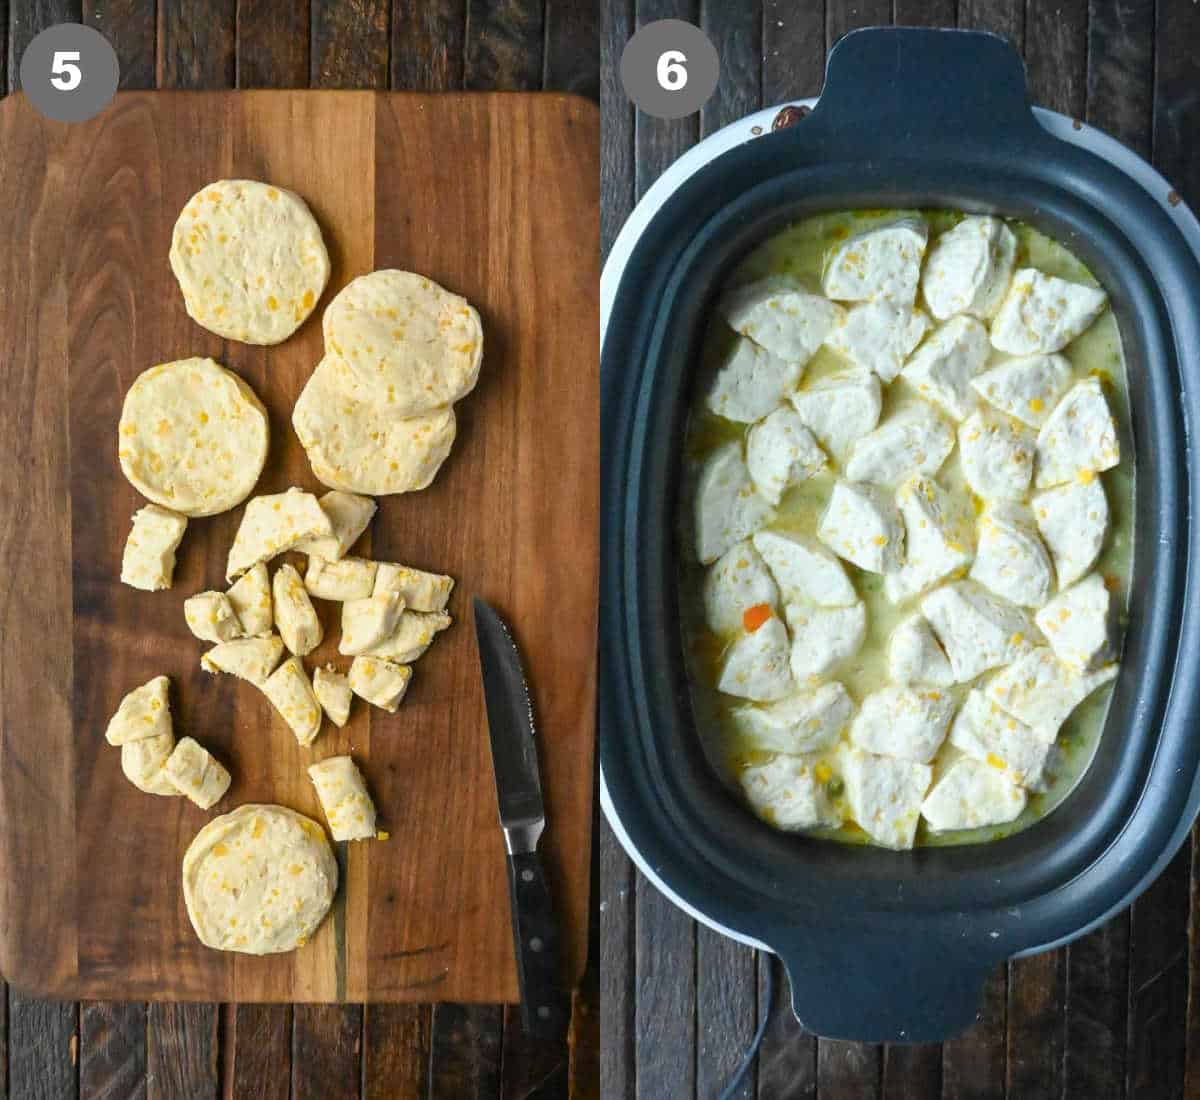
{"left": 473, "top": 597, "right": 570, "bottom": 1040}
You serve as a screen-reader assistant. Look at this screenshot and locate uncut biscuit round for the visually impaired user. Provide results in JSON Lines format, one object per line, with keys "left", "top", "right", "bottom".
{"left": 118, "top": 358, "right": 269, "bottom": 517}
{"left": 293, "top": 355, "right": 457, "bottom": 495}
{"left": 322, "top": 270, "right": 483, "bottom": 415}
{"left": 182, "top": 804, "right": 337, "bottom": 955}
{"left": 169, "top": 180, "right": 330, "bottom": 345}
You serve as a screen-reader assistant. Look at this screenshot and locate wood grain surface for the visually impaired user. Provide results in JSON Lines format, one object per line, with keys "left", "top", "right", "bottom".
{"left": 0, "top": 87, "right": 598, "bottom": 1008}
{"left": 599, "top": 1, "right": 1200, "bottom": 1098}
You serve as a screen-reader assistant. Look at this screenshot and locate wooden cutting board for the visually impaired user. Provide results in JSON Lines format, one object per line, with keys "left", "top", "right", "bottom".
{"left": 0, "top": 90, "right": 597, "bottom": 1003}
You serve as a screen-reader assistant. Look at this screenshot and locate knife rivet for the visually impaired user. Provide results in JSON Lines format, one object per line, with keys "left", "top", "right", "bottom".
{"left": 537, "top": 1006, "right": 551, "bottom": 1019}
{"left": 530, "top": 936, "right": 543, "bottom": 952}
{"left": 521, "top": 869, "right": 535, "bottom": 883}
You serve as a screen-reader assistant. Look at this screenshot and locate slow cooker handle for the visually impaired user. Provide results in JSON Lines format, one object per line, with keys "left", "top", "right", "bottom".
{"left": 774, "top": 926, "right": 994, "bottom": 1043}
{"left": 795, "top": 26, "right": 1043, "bottom": 155}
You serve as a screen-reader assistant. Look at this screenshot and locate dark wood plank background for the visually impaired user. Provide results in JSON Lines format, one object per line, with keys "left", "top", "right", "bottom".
{"left": 600, "top": 1, "right": 1200, "bottom": 1098}
{"left": 0, "top": 1, "right": 598, "bottom": 1097}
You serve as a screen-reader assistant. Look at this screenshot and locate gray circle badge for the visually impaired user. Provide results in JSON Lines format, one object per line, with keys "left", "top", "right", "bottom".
{"left": 620, "top": 19, "right": 719, "bottom": 120}
{"left": 19, "top": 23, "right": 119, "bottom": 123}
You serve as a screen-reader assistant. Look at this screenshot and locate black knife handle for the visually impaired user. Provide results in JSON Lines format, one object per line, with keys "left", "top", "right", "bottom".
{"left": 506, "top": 848, "right": 570, "bottom": 1040}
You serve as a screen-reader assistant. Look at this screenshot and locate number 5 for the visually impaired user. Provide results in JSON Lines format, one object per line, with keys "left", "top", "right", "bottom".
{"left": 657, "top": 49, "right": 688, "bottom": 91}
{"left": 50, "top": 50, "right": 82, "bottom": 91}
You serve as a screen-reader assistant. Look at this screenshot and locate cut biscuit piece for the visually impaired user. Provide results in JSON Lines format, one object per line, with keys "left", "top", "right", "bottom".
{"left": 949, "top": 689, "right": 1052, "bottom": 790}
{"left": 105, "top": 675, "right": 172, "bottom": 746}
{"left": 720, "top": 278, "right": 841, "bottom": 364}
{"left": 273, "top": 563, "right": 324, "bottom": 657}
{"left": 739, "top": 756, "right": 839, "bottom": 830}
{"left": 990, "top": 269, "right": 1107, "bottom": 355}
{"left": 746, "top": 406, "right": 827, "bottom": 505}
{"left": 202, "top": 635, "right": 286, "bottom": 685}
{"left": 732, "top": 681, "right": 853, "bottom": 755}
{"left": 901, "top": 315, "right": 990, "bottom": 422}
{"left": 169, "top": 180, "right": 330, "bottom": 345}
{"left": 840, "top": 746, "right": 932, "bottom": 850}
{"left": 752, "top": 529, "right": 857, "bottom": 607}
{"left": 694, "top": 442, "right": 773, "bottom": 565}
{"left": 313, "top": 666, "right": 353, "bottom": 727}
{"left": 1034, "top": 574, "right": 1117, "bottom": 670}
{"left": 702, "top": 541, "right": 780, "bottom": 634}
{"left": 884, "top": 475, "right": 974, "bottom": 605}
{"left": 969, "top": 503, "right": 1054, "bottom": 608}
{"left": 226, "top": 563, "right": 273, "bottom": 636}
{"left": 360, "top": 611, "right": 453, "bottom": 663}
{"left": 121, "top": 504, "right": 188, "bottom": 591}
{"left": 786, "top": 601, "right": 867, "bottom": 682}
{"left": 184, "top": 591, "right": 244, "bottom": 644}
{"left": 921, "top": 581, "right": 1036, "bottom": 683}
{"left": 821, "top": 217, "right": 928, "bottom": 306}
{"left": 1034, "top": 378, "right": 1120, "bottom": 488}
{"left": 817, "top": 480, "right": 904, "bottom": 574}
{"left": 164, "top": 737, "right": 231, "bottom": 810}
{"left": 826, "top": 300, "right": 929, "bottom": 382}
{"left": 789, "top": 371, "right": 882, "bottom": 463}
{"left": 308, "top": 756, "right": 378, "bottom": 841}
{"left": 844, "top": 402, "right": 955, "bottom": 488}
{"left": 971, "top": 354, "right": 1074, "bottom": 428}
{"left": 305, "top": 555, "right": 377, "bottom": 602}
{"left": 373, "top": 562, "right": 455, "bottom": 612}
{"left": 921, "top": 215, "right": 1017, "bottom": 321}
{"left": 887, "top": 615, "right": 955, "bottom": 687}
{"left": 1033, "top": 476, "right": 1109, "bottom": 589}
{"left": 921, "top": 758, "right": 1026, "bottom": 831}
{"left": 339, "top": 592, "right": 406, "bottom": 656}
{"left": 295, "top": 490, "right": 377, "bottom": 561}
{"left": 121, "top": 733, "right": 180, "bottom": 797}
{"left": 985, "top": 647, "right": 1118, "bottom": 740}
{"left": 349, "top": 655, "right": 413, "bottom": 713}
{"left": 717, "top": 614, "right": 794, "bottom": 702}
{"left": 260, "top": 656, "right": 323, "bottom": 746}
{"left": 706, "top": 337, "right": 803, "bottom": 424}
{"left": 849, "top": 685, "right": 956, "bottom": 764}
{"left": 958, "top": 409, "right": 1036, "bottom": 501}
{"left": 226, "top": 488, "right": 333, "bottom": 580}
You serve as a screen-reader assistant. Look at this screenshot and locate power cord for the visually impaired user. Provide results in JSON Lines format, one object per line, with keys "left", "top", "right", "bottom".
{"left": 716, "top": 953, "right": 774, "bottom": 1100}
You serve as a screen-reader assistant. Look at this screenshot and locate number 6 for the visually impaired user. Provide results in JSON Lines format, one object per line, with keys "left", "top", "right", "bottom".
{"left": 657, "top": 49, "right": 688, "bottom": 91}
{"left": 50, "top": 50, "right": 82, "bottom": 92}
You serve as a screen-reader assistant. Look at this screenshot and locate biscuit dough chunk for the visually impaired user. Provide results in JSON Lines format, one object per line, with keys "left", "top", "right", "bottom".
{"left": 740, "top": 756, "right": 839, "bottom": 830}
{"left": 844, "top": 403, "right": 955, "bottom": 488}
{"left": 273, "top": 563, "right": 324, "bottom": 656}
{"left": 985, "top": 647, "right": 1118, "bottom": 740}
{"left": 295, "top": 491, "right": 377, "bottom": 561}
{"left": 1034, "top": 378, "right": 1120, "bottom": 488}
{"left": 822, "top": 217, "right": 928, "bottom": 306}
{"left": 293, "top": 356, "right": 459, "bottom": 496}
{"left": 184, "top": 591, "right": 244, "bottom": 644}
{"left": 308, "top": 756, "right": 378, "bottom": 841}
{"left": 165, "top": 737, "right": 231, "bottom": 810}
{"left": 849, "top": 685, "right": 956, "bottom": 764}
{"left": 921, "top": 759, "right": 1026, "bottom": 831}
{"left": 971, "top": 354, "right": 1074, "bottom": 428}
{"left": 921, "top": 582, "right": 1036, "bottom": 683}
{"left": 826, "top": 300, "right": 929, "bottom": 382}
{"left": 958, "top": 409, "right": 1035, "bottom": 501}
{"left": 720, "top": 278, "right": 841, "bottom": 364}
{"left": 887, "top": 615, "right": 955, "bottom": 687}
{"left": 706, "top": 337, "right": 803, "bottom": 424}
{"left": 305, "top": 555, "right": 377, "bottom": 602}
{"left": 789, "top": 372, "right": 882, "bottom": 463}
{"left": 202, "top": 635, "right": 285, "bottom": 685}
{"left": 884, "top": 475, "right": 974, "bottom": 605}
{"left": 339, "top": 592, "right": 406, "bottom": 656}
{"left": 818, "top": 480, "right": 904, "bottom": 574}
{"left": 1034, "top": 574, "right": 1117, "bottom": 670}
{"left": 840, "top": 746, "right": 932, "bottom": 849}
{"left": 227, "top": 488, "right": 333, "bottom": 580}
{"left": 121, "top": 733, "right": 179, "bottom": 796}
{"left": 118, "top": 359, "right": 269, "bottom": 517}
{"left": 313, "top": 666, "right": 352, "bottom": 727}
{"left": 694, "top": 442, "right": 773, "bottom": 565}
{"left": 373, "top": 562, "right": 455, "bottom": 612}
{"left": 226, "top": 563, "right": 273, "bottom": 636}
{"left": 949, "top": 690, "right": 1052, "bottom": 789}
{"left": 786, "top": 601, "right": 867, "bottom": 682}
{"left": 106, "top": 675, "right": 172, "bottom": 746}
{"left": 969, "top": 504, "right": 1054, "bottom": 608}
{"left": 169, "top": 180, "right": 330, "bottom": 345}
{"left": 732, "top": 681, "right": 853, "bottom": 755}
{"left": 1033, "top": 476, "right": 1109, "bottom": 589}
{"left": 261, "top": 656, "right": 323, "bottom": 745}
{"left": 751, "top": 530, "right": 856, "bottom": 607}
{"left": 921, "top": 215, "right": 1017, "bottom": 321}
{"left": 990, "top": 269, "right": 1107, "bottom": 355}
{"left": 746, "top": 407, "right": 827, "bottom": 504}
{"left": 702, "top": 541, "right": 780, "bottom": 634}
{"left": 323, "top": 270, "right": 483, "bottom": 414}
{"left": 121, "top": 505, "right": 188, "bottom": 591}
{"left": 182, "top": 804, "right": 337, "bottom": 954}
{"left": 349, "top": 656, "right": 413, "bottom": 713}
{"left": 717, "top": 615, "right": 794, "bottom": 702}
{"left": 901, "top": 315, "right": 990, "bottom": 421}
{"left": 360, "top": 611, "right": 453, "bottom": 663}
